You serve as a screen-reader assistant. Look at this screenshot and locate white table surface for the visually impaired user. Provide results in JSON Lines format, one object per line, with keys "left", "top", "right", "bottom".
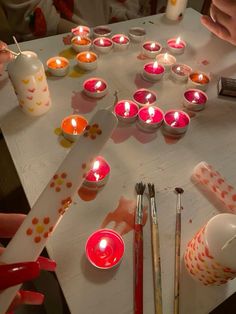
{"left": 1, "top": 8, "right": 236, "bottom": 314}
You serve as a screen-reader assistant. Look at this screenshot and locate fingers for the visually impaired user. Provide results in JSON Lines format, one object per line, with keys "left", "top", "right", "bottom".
{"left": 7, "top": 290, "right": 44, "bottom": 312}
{"left": 0, "top": 213, "right": 25, "bottom": 238}
{"left": 201, "top": 15, "right": 231, "bottom": 42}
{"left": 0, "top": 41, "right": 7, "bottom": 50}
{"left": 212, "top": 0, "right": 236, "bottom": 17}
{"left": 210, "top": 3, "right": 232, "bottom": 29}
{"left": 37, "top": 256, "right": 57, "bottom": 271}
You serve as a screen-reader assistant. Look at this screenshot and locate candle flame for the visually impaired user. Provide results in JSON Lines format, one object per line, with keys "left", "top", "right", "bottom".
{"left": 94, "top": 173, "right": 100, "bottom": 181}
{"left": 148, "top": 106, "right": 155, "bottom": 117}
{"left": 56, "top": 59, "right": 62, "bottom": 66}
{"left": 95, "top": 81, "right": 102, "bottom": 89}
{"left": 71, "top": 118, "right": 77, "bottom": 128}
{"left": 86, "top": 52, "right": 91, "bottom": 59}
{"left": 146, "top": 93, "right": 152, "bottom": 101}
{"left": 99, "top": 239, "right": 107, "bottom": 250}
{"left": 176, "top": 66, "right": 181, "bottom": 72}
{"left": 100, "top": 38, "right": 104, "bottom": 45}
{"left": 194, "top": 91, "right": 200, "bottom": 99}
{"left": 120, "top": 36, "right": 125, "bottom": 43}
{"left": 150, "top": 42, "right": 156, "bottom": 49}
{"left": 124, "top": 101, "right": 130, "bottom": 116}
{"left": 176, "top": 37, "right": 181, "bottom": 45}
{"left": 198, "top": 74, "right": 203, "bottom": 81}
{"left": 164, "top": 53, "right": 168, "bottom": 60}
{"left": 79, "top": 26, "right": 83, "bottom": 33}
{"left": 153, "top": 61, "right": 158, "bottom": 69}
{"left": 93, "top": 160, "right": 100, "bottom": 171}
{"left": 171, "top": 111, "right": 179, "bottom": 127}
{"left": 77, "top": 36, "right": 81, "bottom": 41}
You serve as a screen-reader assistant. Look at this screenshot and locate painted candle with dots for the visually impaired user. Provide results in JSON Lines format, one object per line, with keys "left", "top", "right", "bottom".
{"left": 0, "top": 109, "right": 118, "bottom": 313}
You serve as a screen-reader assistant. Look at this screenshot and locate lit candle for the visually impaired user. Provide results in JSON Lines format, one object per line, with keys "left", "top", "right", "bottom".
{"left": 167, "top": 37, "right": 186, "bottom": 54}
{"left": 85, "top": 229, "right": 125, "bottom": 269}
{"left": 142, "top": 41, "right": 162, "bottom": 58}
{"left": 183, "top": 89, "right": 208, "bottom": 111}
{"left": 156, "top": 52, "right": 176, "bottom": 71}
{"left": 114, "top": 100, "right": 139, "bottom": 123}
{"left": 137, "top": 106, "right": 164, "bottom": 132}
{"left": 71, "top": 25, "right": 90, "bottom": 37}
{"left": 188, "top": 71, "right": 210, "bottom": 91}
{"left": 93, "top": 37, "right": 113, "bottom": 54}
{"left": 112, "top": 34, "right": 130, "bottom": 50}
{"left": 185, "top": 213, "right": 236, "bottom": 285}
{"left": 128, "top": 27, "right": 146, "bottom": 43}
{"left": 171, "top": 63, "right": 192, "bottom": 82}
{"left": 47, "top": 56, "right": 69, "bottom": 77}
{"left": 83, "top": 77, "right": 108, "bottom": 98}
{"left": 71, "top": 36, "right": 92, "bottom": 52}
{"left": 76, "top": 51, "right": 98, "bottom": 71}
{"left": 61, "top": 114, "right": 88, "bottom": 142}
{"left": 142, "top": 61, "right": 165, "bottom": 82}
{"left": 83, "top": 156, "right": 110, "bottom": 190}
{"left": 163, "top": 110, "right": 190, "bottom": 136}
{"left": 165, "top": 0, "right": 188, "bottom": 21}
{"left": 93, "top": 26, "right": 112, "bottom": 38}
{"left": 133, "top": 88, "right": 157, "bottom": 107}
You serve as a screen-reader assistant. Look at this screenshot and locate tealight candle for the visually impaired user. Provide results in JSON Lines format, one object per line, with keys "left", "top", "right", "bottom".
{"left": 76, "top": 51, "right": 98, "bottom": 71}
{"left": 85, "top": 229, "right": 125, "bottom": 269}
{"left": 167, "top": 37, "right": 186, "bottom": 54}
{"left": 114, "top": 100, "right": 139, "bottom": 123}
{"left": 156, "top": 52, "right": 176, "bottom": 71}
{"left": 47, "top": 56, "right": 69, "bottom": 77}
{"left": 188, "top": 72, "right": 210, "bottom": 91}
{"left": 171, "top": 63, "right": 192, "bottom": 82}
{"left": 112, "top": 34, "right": 130, "bottom": 51}
{"left": 142, "top": 41, "right": 162, "bottom": 58}
{"left": 93, "top": 37, "right": 113, "bottom": 54}
{"left": 142, "top": 61, "right": 165, "bottom": 82}
{"left": 61, "top": 114, "right": 88, "bottom": 142}
{"left": 129, "top": 27, "right": 146, "bottom": 43}
{"left": 71, "top": 25, "right": 90, "bottom": 37}
{"left": 83, "top": 156, "right": 110, "bottom": 189}
{"left": 137, "top": 106, "right": 164, "bottom": 132}
{"left": 163, "top": 110, "right": 190, "bottom": 136}
{"left": 71, "top": 36, "right": 92, "bottom": 52}
{"left": 185, "top": 213, "right": 236, "bottom": 286}
{"left": 83, "top": 77, "right": 108, "bottom": 98}
{"left": 183, "top": 89, "right": 208, "bottom": 111}
{"left": 93, "top": 26, "right": 112, "bottom": 38}
{"left": 133, "top": 88, "right": 157, "bottom": 107}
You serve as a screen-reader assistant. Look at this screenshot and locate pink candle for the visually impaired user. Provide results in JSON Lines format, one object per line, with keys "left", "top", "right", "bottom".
{"left": 167, "top": 37, "right": 186, "bottom": 54}
{"left": 133, "top": 89, "right": 157, "bottom": 107}
{"left": 112, "top": 34, "right": 130, "bottom": 50}
{"left": 142, "top": 41, "right": 162, "bottom": 58}
{"left": 71, "top": 25, "right": 90, "bottom": 37}
{"left": 163, "top": 110, "right": 190, "bottom": 135}
{"left": 85, "top": 229, "right": 125, "bottom": 269}
{"left": 83, "top": 77, "right": 108, "bottom": 98}
{"left": 114, "top": 100, "right": 139, "bottom": 123}
{"left": 142, "top": 61, "right": 165, "bottom": 81}
{"left": 137, "top": 106, "right": 164, "bottom": 132}
{"left": 93, "top": 37, "right": 113, "bottom": 53}
{"left": 183, "top": 89, "right": 208, "bottom": 111}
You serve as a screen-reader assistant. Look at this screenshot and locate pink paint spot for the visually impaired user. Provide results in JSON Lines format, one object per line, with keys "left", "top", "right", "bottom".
{"left": 63, "top": 34, "right": 73, "bottom": 45}
{"left": 201, "top": 59, "right": 210, "bottom": 66}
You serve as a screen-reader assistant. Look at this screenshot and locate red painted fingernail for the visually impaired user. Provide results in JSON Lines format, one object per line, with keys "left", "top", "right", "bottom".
{"left": 37, "top": 256, "right": 57, "bottom": 271}
{"left": 0, "top": 262, "right": 40, "bottom": 290}
{"left": 19, "top": 290, "right": 45, "bottom": 305}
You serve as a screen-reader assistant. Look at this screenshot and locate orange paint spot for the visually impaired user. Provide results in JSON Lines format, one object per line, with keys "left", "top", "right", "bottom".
{"left": 232, "top": 194, "right": 236, "bottom": 202}
{"left": 217, "top": 178, "right": 224, "bottom": 184}
{"left": 56, "top": 187, "right": 61, "bottom": 192}
{"left": 34, "top": 236, "right": 41, "bottom": 243}
{"left": 26, "top": 228, "right": 33, "bottom": 235}
{"left": 66, "top": 182, "right": 72, "bottom": 188}
{"left": 43, "top": 217, "right": 50, "bottom": 224}
{"left": 203, "top": 179, "right": 209, "bottom": 184}
{"left": 49, "top": 226, "right": 53, "bottom": 232}
{"left": 50, "top": 182, "right": 55, "bottom": 187}
{"left": 43, "top": 232, "right": 49, "bottom": 238}
{"left": 32, "top": 218, "right": 38, "bottom": 225}
{"left": 61, "top": 172, "right": 67, "bottom": 179}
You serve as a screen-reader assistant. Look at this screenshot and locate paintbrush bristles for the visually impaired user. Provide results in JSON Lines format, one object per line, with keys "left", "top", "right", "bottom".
{"left": 148, "top": 183, "right": 155, "bottom": 198}
{"left": 175, "top": 187, "right": 184, "bottom": 194}
{"left": 135, "top": 182, "right": 146, "bottom": 195}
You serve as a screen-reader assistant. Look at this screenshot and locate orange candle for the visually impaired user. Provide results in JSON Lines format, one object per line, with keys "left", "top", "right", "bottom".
{"left": 47, "top": 56, "right": 69, "bottom": 76}
{"left": 188, "top": 72, "right": 210, "bottom": 91}
{"left": 71, "top": 36, "right": 92, "bottom": 52}
{"left": 76, "top": 51, "right": 98, "bottom": 71}
{"left": 61, "top": 115, "right": 88, "bottom": 142}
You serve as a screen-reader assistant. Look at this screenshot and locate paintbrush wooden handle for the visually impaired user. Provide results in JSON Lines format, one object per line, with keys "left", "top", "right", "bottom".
{"left": 174, "top": 213, "right": 181, "bottom": 314}
{"left": 134, "top": 224, "right": 143, "bottom": 314}
{"left": 151, "top": 223, "right": 163, "bottom": 314}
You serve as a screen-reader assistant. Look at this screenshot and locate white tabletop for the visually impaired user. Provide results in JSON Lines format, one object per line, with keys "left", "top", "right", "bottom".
{"left": 1, "top": 8, "right": 236, "bottom": 314}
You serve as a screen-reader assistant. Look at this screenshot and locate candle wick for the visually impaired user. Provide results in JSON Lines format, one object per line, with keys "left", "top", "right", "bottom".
{"left": 221, "top": 234, "right": 236, "bottom": 250}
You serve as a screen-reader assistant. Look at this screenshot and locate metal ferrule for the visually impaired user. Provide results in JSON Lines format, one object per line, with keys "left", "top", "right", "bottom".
{"left": 135, "top": 194, "right": 143, "bottom": 224}
{"left": 176, "top": 194, "right": 182, "bottom": 214}
{"left": 150, "top": 197, "right": 157, "bottom": 224}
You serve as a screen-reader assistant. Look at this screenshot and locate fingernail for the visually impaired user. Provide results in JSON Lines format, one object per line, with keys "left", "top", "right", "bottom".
{"left": 37, "top": 256, "right": 57, "bottom": 271}
{"left": 0, "top": 262, "right": 40, "bottom": 290}
{"left": 19, "top": 290, "right": 45, "bottom": 305}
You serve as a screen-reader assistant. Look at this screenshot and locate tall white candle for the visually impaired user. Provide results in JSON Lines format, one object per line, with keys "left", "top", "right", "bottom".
{"left": 0, "top": 109, "right": 117, "bottom": 312}
{"left": 165, "top": 0, "right": 188, "bottom": 21}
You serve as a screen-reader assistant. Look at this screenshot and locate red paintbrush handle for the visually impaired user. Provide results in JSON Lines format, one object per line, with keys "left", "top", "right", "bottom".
{"left": 134, "top": 224, "right": 143, "bottom": 314}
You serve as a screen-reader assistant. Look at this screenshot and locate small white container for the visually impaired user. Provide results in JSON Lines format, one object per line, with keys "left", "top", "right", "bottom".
{"left": 142, "top": 41, "right": 162, "bottom": 58}
{"left": 83, "top": 77, "right": 108, "bottom": 98}
{"left": 112, "top": 34, "right": 130, "bottom": 51}
{"left": 156, "top": 53, "right": 176, "bottom": 71}
{"left": 171, "top": 63, "right": 192, "bottom": 82}
{"left": 129, "top": 27, "right": 146, "bottom": 42}
{"left": 93, "top": 37, "right": 113, "bottom": 54}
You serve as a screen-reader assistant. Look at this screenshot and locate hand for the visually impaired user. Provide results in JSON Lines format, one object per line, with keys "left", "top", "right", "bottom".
{"left": 201, "top": 0, "right": 236, "bottom": 45}
{"left": 0, "top": 213, "right": 56, "bottom": 313}
{"left": 0, "top": 41, "right": 12, "bottom": 64}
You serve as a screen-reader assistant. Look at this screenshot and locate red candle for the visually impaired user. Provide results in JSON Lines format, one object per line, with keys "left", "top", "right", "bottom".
{"left": 138, "top": 106, "right": 164, "bottom": 131}
{"left": 85, "top": 229, "right": 125, "bottom": 269}
{"left": 167, "top": 37, "right": 186, "bottom": 54}
{"left": 142, "top": 61, "right": 165, "bottom": 81}
{"left": 83, "top": 77, "right": 108, "bottom": 98}
{"left": 83, "top": 156, "right": 110, "bottom": 189}
{"left": 133, "top": 89, "right": 157, "bottom": 107}
{"left": 114, "top": 100, "right": 139, "bottom": 123}
{"left": 163, "top": 110, "right": 190, "bottom": 136}
{"left": 112, "top": 34, "right": 130, "bottom": 50}
{"left": 142, "top": 41, "right": 162, "bottom": 58}
{"left": 93, "top": 37, "right": 113, "bottom": 53}
{"left": 183, "top": 89, "right": 208, "bottom": 111}
{"left": 61, "top": 115, "right": 88, "bottom": 142}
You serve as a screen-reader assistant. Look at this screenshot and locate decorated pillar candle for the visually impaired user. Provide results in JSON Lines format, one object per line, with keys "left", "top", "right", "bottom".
{"left": 167, "top": 37, "right": 186, "bottom": 54}
{"left": 171, "top": 63, "right": 192, "bottom": 82}
{"left": 0, "top": 109, "right": 118, "bottom": 313}
{"left": 192, "top": 161, "right": 236, "bottom": 213}
{"left": 71, "top": 36, "right": 92, "bottom": 52}
{"left": 71, "top": 25, "right": 90, "bottom": 37}
{"left": 163, "top": 110, "right": 190, "bottom": 136}
{"left": 93, "top": 26, "right": 112, "bottom": 38}
{"left": 184, "top": 213, "right": 236, "bottom": 286}
{"left": 61, "top": 114, "right": 88, "bottom": 142}
{"left": 188, "top": 72, "right": 210, "bottom": 91}
{"left": 165, "top": 0, "right": 188, "bottom": 21}
{"left": 142, "top": 61, "right": 165, "bottom": 82}
{"left": 85, "top": 229, "right": 125, "bottom": 269}
{"left": 137, "top": 106, "right": 164, "bottom": 132}
{"left": 93, "top": 37, "right": 113, "bottom": 54}
{"left": 133, "top": 88, "right": 157, "bottom": 107}
{"left": 142, "top": 41, "right": 162, "bottom": 58}
{"left": 114, "top": 100, "right": 139, "bottom": 123}
{"left": 83, "top": 77, "right": 108, "bottom": 98}
{"left": 47, "top": 56, "right": 69, "bottom": 77}
{"left": 76, "top": 51, "right": 98, "bottom": 71}
{"left": 129, "top": 27, "right": 146, "bottom": 43}
{"left": 156, "top": 52, "right": 176, "bottom": 71}
{"left": 183, "top": 89, "right": 208, "bottom": 111}
{"left": 112, "top": 34, "right": 130, "bottom": 51}
{"left": 7, "top": 51, "right": 51, "bottom": 116}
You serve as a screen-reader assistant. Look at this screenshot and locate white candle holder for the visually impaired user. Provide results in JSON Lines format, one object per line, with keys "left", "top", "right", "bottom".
{"left": 137, "top": 106, "right": 164, "bottom": 132}
{"left": 93, "top": 37, "right": 113, "bottom": 54}
{"left": 71, "top": 25, "right": 91, "bottom": 37}
{"left": 188, "top": 71, "right": 210, "bottom": 91}
{"left": 142, "top": 41, "right": 162, "bottom": 58}
{"left": 171, "top": 63, "right": 192, "bottom": 82}
{"left": 76, "top": 51, "right": 98, "bottom": 71}
{"left": 93, "top": 26, "right": 112, "bottom": 38}
{"left": 156, "top": 53, "right": 176, "bottom": 71}
{"left": 132, "top": 88, "right": 157, "bottom": 107}
{"left": 167, "top": 37, "right": 186, "bottom": 54}
{"left": 163, "top": 110, "right": 190, "bottom": 136}
{"left": 112, "top": 34, "right": 130, "bottom": 51}
{"left": 71, "top": 36, "right": 92, "bottom": 52}
{"left": 129, "top": 27, "right": 146, "bottom": 43}
{"left": 142, "top": 61, "right": 165, "bottom": 82}
{"left": 83, "top": 77, "right": 108, "bottom": 98}
{"left": 183, "top": 89, "right": 208, "bottom": 111}
{"left": 114, "top": 100, "right": 139, "bottom": 123}
{"left": 61, "top": 114, "right": 88, "bottom": 142}
{"left": 47, "top": 56, "right": 69, "bottom": 77}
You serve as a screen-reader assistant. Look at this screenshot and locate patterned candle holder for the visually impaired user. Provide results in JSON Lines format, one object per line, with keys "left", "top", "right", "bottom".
{"left": 192, "top": 161, "right": 236, "bottom": 213}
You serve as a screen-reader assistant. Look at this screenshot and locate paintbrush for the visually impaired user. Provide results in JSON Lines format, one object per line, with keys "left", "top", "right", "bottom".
{"left": 148, "top": 183, "right": 163, "bottom": 314}
{"left": 134, "top": 182, "right": 146, "bottom": 314}
{"left": 174, "top": 187, "right": 184, "bottom": 314}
